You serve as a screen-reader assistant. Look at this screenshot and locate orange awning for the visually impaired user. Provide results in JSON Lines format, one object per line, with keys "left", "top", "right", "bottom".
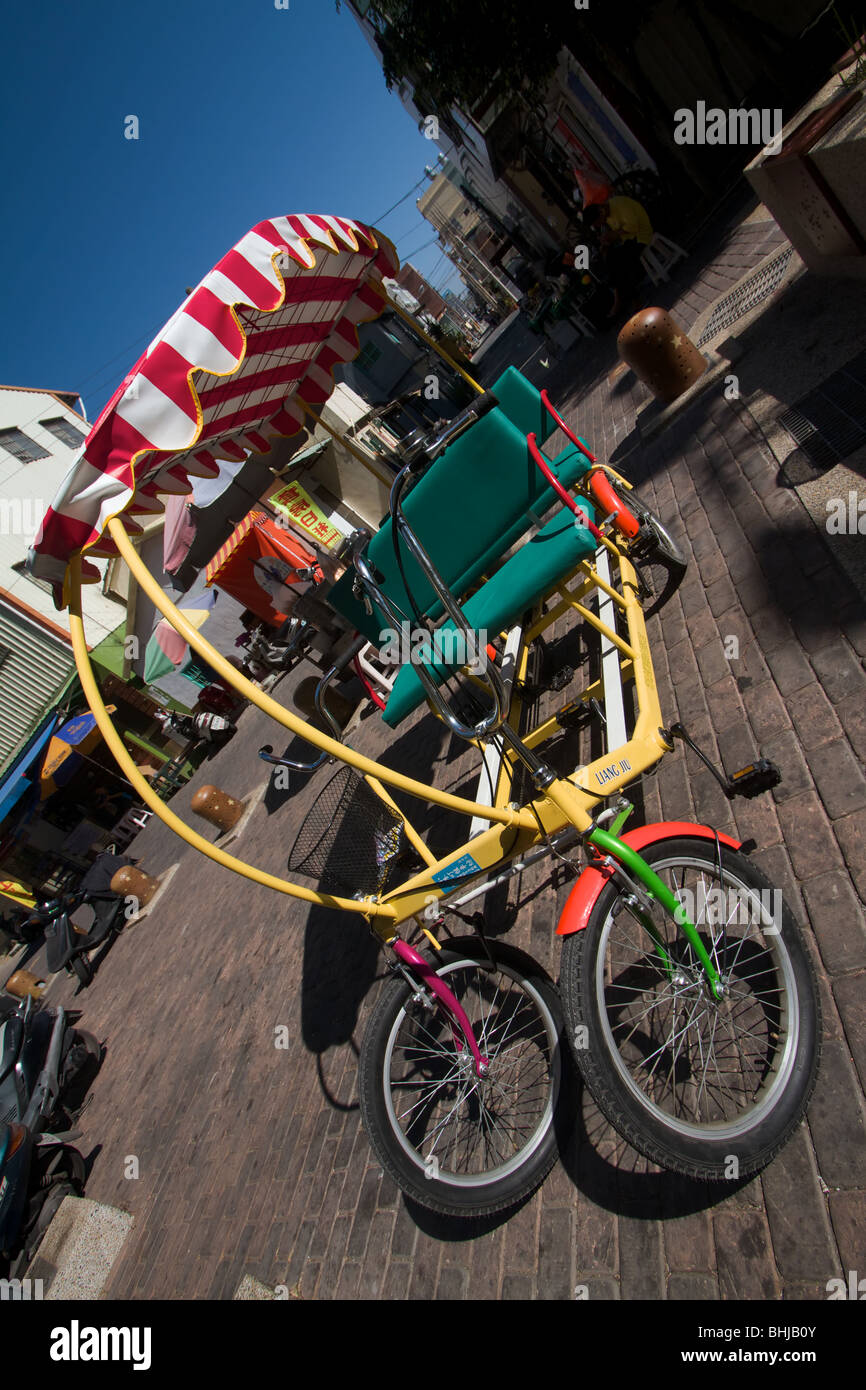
{"left": 205, "top": 511, "right": 322, "bottom": 624}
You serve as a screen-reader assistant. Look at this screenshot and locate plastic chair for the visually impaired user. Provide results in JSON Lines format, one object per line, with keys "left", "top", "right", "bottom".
{"left": 641, "top": 233, "right": 687, "bottom": 285}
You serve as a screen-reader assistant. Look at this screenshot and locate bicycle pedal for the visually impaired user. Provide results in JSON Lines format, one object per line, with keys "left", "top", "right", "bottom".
{"left": 725, "top": 759, "right": 782, "bottom": 799}
{"left": 549, "top": 666, "right": 574, "bottom": 692}
{"left": 519, "top": 665, "right": 575, "bottom": 700}
{"left": 556, "top": 696, "right": 603, "bottom": 730}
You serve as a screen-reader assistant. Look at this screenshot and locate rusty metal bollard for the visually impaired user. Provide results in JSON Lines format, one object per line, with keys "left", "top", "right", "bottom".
{"left": 190, "top": 784, "right": 245, "bottom": 833}
{"left": 617, "top": 307, "right": 706, "bottom": 403}
{"left": 5, "top": 968, "right": 46, "bottom": 1000}
{"left": 110, "top": 864, "right": 162, "bottom": 907}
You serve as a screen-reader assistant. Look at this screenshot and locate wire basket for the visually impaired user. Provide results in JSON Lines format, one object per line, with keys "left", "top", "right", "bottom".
{"left": 287, "top": 764, "right": 407, "bottom": 899}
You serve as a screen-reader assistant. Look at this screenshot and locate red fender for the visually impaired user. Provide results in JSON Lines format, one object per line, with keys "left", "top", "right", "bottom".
{"left": 586, "top": 469, "right": 641, "bottom": 541}
{"left": 556, "top": 822, "right": 743, "bottom": 936}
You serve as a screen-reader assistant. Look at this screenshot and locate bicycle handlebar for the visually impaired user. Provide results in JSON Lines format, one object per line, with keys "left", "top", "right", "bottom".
{"left": 401, "top": 390, "right": 499, "bottom": 473}
{"left": 527, "top": 434, "right": 603, "bottom": 541}
{"left": 539, "top": 390, "right": 597, "bottom": 462}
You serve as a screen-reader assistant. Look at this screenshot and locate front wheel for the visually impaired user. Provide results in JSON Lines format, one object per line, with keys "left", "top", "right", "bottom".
{"left": 359, "top": 940, "right": 569, "bottom": 1216}
{"left": 70, "top": 955, "right": 92, "bottom": 988}
{"left": 560, "top": 838, "right": 821, "bottom": 1180}
{"left": 589, "top": 475, "right": 687, "bottom": 614}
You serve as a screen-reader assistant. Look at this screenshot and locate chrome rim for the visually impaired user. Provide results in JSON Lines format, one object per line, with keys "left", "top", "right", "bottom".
{"left": 595, "top": 854, "right": 799, "bottom": 1140}
{"left": 383, "top": 959, "right": 559, "bottom": 1187}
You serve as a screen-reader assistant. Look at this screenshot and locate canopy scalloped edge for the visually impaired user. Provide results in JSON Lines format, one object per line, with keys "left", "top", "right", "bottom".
{"left": 27, "top": 214, "right": 398, "bottom": 601}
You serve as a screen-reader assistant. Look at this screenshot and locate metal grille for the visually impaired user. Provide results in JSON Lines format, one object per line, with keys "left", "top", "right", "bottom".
{"left": 696, "top": 246, "right": 795, "bottom": 346}
{"left": 0, "top": 602, "right": 75, "bottom": 770}
{"left": 779, "top": 350, "right": 866, "bottom": 468}
{"left": 287, "top": 764, "right": 406, "bottom": 898}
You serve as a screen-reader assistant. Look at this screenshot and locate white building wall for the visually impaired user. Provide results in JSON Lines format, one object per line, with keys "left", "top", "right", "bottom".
{"left": 0, "top": 388, "right": 126, "bottom": 646}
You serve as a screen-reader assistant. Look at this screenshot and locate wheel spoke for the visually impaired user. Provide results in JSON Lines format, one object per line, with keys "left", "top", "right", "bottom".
{"left": 582, "top": 847, "right": 805, "bottom": 1146}
{"left": 379, "top": 956, "right": 559, "bottom": 1189}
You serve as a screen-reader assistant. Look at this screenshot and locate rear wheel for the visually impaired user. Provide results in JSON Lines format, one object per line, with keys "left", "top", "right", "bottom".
{"left": 560, "top": 838, "right": 821, "bottom": 1179}
{"left": 359, "top": 940, "right": 569, "bottom": 1216}
{"left": 57, "top": 1028, "right": 103, "bottom": 1121}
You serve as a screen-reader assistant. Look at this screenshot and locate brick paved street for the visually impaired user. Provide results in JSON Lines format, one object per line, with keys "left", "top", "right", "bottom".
{"left": 44, "top": 204, "right": 866, "bottom": 1300}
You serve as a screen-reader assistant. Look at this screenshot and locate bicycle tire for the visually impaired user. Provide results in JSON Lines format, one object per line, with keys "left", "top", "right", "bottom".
{"left": 70, "top": 955, "right": 92, "bottom": 987}
{"left": 359, "top": 939, "right": 570, "bottom": 1216}
{"left": 593, "top": 478, "right": 687, "bottom": 614}
{"left": 560, "top": 838, "right": 820, "bottom": 1179}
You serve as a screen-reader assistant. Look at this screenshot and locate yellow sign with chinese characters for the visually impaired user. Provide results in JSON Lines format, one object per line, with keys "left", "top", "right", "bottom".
{"left": 268, "top": 480, "right": 342, "bottom": 550}
{"left": 0, "top": 877, "right": 36, "bottom": 909}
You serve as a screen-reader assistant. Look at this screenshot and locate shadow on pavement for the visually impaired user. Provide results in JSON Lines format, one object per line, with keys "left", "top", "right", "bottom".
{"left": 561, "top": 1083, "right": 755, "bottom": 1220}
{"left": 401, "top": 1040, "right": 750, "bottom": 1242}
{"left": 300, "top": 905, "right": 381, "bottom": 1056}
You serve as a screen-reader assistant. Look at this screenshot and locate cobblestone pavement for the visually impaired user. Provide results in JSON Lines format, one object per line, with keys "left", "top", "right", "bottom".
{"left": 44, "top": 206, "right": 866, "bottom": 1300}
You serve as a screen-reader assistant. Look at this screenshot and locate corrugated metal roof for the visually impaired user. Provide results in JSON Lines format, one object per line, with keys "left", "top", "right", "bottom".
{"left": 0, "top": 601, "right": 75, "bottom": 771}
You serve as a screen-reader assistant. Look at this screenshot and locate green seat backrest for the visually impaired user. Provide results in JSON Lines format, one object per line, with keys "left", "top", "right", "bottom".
{"left": 328, "top": 368, "right": 593, "bottom": 642}
{"left": 492, "top": 365, "right": 595, "bottom": 457}
{"left": 490, "top": 365, "right": 557, "bottom": 442}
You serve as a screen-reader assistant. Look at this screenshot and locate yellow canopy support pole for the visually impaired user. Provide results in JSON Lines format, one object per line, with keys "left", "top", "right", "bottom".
{"left": 67, "top": 555, "right": 394, "bottom": 917}
{"left": 370, "top": 284, "right": 485, "bottom": 395}
{"left": 104, "top": 516, "right": 532, "bottom": 830}
{"left": 296, "top": 396, "right": 393, "bottom": 483}
{"left": 362, "top": 774, "right": 437, "bottom": 868}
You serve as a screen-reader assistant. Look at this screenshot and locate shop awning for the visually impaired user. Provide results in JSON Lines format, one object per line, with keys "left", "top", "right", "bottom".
{"left": 0, "top": 711, "right": 63, "bottom": 823}
{"left": 27, "top": 215, "right": 397, "bottom": 595}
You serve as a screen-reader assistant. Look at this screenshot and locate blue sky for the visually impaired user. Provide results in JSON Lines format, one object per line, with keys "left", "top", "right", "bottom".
{"left": 1, "top": 0, "right": 458, "bottom": 419}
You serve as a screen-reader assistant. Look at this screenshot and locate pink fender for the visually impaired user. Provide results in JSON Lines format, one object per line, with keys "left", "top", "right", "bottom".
{"left": 555, "top": 821, "right": 743, "bottom": 936}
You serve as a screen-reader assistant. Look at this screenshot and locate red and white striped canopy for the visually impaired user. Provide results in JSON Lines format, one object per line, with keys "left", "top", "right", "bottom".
{"left": 29, "top": 214, "right": 398, "bottom": 594}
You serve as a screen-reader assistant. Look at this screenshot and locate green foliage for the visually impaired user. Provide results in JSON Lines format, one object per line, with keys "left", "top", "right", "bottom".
{"left": 832, "top": 5, "right": 866, "bottom": 87}
{"left": 358, "top": 1, "right": 568, "bottom": 114}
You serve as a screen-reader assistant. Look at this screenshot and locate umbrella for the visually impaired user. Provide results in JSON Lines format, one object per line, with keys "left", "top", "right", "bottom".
{"left": 163, "top": 492, "right": 197, "bottom": 574}
{"left": 40, "top": 707, "right": 117, "bottom": 798}
{"left": 143, "top": 588, "right": 217, "bottom": 683}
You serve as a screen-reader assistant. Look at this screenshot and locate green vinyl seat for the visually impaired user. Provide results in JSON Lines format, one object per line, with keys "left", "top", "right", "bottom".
{"left": 325, "top": 366, "right": 598, "bottom": 727}
{"left": 382, "top": 504, "right": 598, "bottom": 727}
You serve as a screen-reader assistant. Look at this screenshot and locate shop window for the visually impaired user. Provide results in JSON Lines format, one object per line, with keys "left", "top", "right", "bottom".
{"left": 0, "top": 428, "right": 50, "bottom": 463}
{"left": 356, "top": 342, "right": 382, "bottom": 373}
{"left": 40, "top": 416, "right": 87, "bottom": 449}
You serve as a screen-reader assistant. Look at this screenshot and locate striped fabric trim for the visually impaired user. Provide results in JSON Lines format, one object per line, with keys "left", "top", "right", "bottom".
{"left": 29, "top": 215, "right": 397, "bottom": 590}
{"left": 204, "top": 511, "right": 263, "bottom": 586}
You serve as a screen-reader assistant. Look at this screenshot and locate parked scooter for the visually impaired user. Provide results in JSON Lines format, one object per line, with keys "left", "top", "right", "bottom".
{"left": 235, "top": 614, "right": 313, "bottom": 683}
{"left": 155, "top": 707, "right": 235, "bottom": 751}
{"left": 22, "top": 851, "right": 134, "bottom": 987}
{"left": 0, "top": 1122, "right": 87, "bottom": 1277}
{"left": 0, "top": 992, "right": 99, "bottom": 1274}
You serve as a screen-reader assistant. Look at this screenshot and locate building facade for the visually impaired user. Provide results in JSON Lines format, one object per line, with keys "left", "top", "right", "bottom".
{"left": 0, "top": 386, "right": 129, "bottom": 770}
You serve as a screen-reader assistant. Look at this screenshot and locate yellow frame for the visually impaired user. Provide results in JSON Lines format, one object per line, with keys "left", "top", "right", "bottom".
{"left": 60, "top": 284, "right": 671, "bottom": 945}
{"left": 68, "top": 510, "right": 669, "bottom": 946}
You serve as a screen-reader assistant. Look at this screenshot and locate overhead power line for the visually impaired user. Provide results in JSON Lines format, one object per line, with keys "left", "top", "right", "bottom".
{"left": 398, "top": 235, "right": 440, "bottom": 262}
{"left": 368, "top": 154, "right": 445, "bottom": 225}
{"left": 369, "top": 175, "right": 430, "bottom": 226}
